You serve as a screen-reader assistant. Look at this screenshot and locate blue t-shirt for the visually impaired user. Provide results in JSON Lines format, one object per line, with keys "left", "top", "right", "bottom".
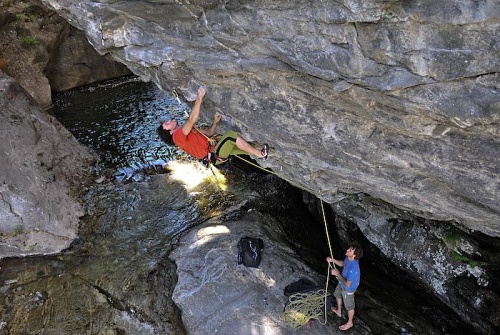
{"left": 340, "top": 257, "right": 360, "bottom": 292}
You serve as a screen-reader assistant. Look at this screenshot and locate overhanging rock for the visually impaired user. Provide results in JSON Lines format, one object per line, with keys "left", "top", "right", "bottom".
{"left": 40, "top": 0, "right": 500, "bottom": 236}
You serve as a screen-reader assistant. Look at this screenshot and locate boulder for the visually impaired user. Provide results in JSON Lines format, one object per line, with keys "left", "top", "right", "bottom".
{"left": 0, "top": 70, "right": 96, "bottom": 258}
{"left": 171, "top": 208, "right": 370, "bottom": 334}
{"left": 0, "top": 0, "right": 130, "bottom": 109}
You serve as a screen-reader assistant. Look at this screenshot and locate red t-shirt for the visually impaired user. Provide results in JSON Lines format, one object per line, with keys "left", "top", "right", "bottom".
{"left": 172, "top": 128, "right": 209, "bottom": 159}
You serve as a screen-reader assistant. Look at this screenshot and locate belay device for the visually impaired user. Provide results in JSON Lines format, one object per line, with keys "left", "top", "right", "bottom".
{"left": 237, "top": 237, "right": 264, "bottom": 268}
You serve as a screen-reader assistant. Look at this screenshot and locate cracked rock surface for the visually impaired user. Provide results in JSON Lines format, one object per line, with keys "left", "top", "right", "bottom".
{"left": 40, "top": 0, "right": 499, "bottom": 236}
{"left": 0, "top": 71, "right": 95, "bottom": 257}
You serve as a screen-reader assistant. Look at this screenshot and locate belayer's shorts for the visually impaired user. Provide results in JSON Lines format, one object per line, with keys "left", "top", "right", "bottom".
{"left": 334, "top": 283, "right": 356, "bottom": 311}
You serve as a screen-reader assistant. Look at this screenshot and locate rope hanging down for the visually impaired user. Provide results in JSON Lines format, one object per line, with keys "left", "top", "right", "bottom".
{"left": 195, "top": 151, "right": 338, "bottom": 328}
{"left": 279, "top": 199, "right": 336, "bottom": 328}
{"left": 234, "top": 152, "right": 337, "bottom": 329}
{"left": 170, "top": 93, "right": 338, "bottom": 328}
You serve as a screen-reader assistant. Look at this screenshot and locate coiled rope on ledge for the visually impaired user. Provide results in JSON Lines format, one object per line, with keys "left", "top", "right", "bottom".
{"left": 232, "top": 155, "right": 337, "bottom": 329}
{"left": 172, "top": 95, "right": 338, "bottom": 328}
{"left": 280, "top": 289, "right": 329, "bottom": 328}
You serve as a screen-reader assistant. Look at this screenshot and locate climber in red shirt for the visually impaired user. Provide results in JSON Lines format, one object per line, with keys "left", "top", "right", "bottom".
{"left": 157, "top": 87, "right": 269, "bottom": 165}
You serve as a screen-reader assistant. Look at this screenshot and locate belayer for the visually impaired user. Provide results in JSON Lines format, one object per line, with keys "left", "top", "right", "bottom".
{"left": 326, "top": 242, "right": 363, "bottom": 331}
{"left": 157, "top": 87, "right": 269, "bottom": 165}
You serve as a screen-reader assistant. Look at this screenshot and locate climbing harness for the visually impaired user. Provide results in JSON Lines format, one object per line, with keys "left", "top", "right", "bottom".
{"left": 170, "top": 91, "right": 339, "bottom": 328}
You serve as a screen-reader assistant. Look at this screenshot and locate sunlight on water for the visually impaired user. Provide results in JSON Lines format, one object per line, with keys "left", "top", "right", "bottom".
{"left": 168, "top": 160, "right": 228, "bottom": 191}
{"left": 51, "top": 76, "right": 188, "bottom": 170}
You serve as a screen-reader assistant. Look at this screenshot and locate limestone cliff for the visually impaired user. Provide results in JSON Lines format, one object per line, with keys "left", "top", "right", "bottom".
{"left": 0, "top": 0, "right": 130, "bottom": 109}
{"left": 39, "top": 0, "right": 499, "bottom": 237}
{"left": 29, "top": 0, "right": 500, "bottom": 333}
{"left": 0, "top": 71, "right": 96, "bottom": 257}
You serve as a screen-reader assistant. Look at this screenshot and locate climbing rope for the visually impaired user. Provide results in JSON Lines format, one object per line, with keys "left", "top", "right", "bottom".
{"left": 172, "top": 88, "right": 182, "bottom": 105}
{"left": 170, "top": 92, "right": 338, "bottom": 328}
{"left": 279, "top": 200, "right": 336, "bottom": 328}
{"left": 281, "top": 289, "right": 329, "bottom": 328}
{"left": 232, "top": 155, "right": 337, "bottom": 328}
{"left": 233, "top": 155, "right": 314, "bottom": 193}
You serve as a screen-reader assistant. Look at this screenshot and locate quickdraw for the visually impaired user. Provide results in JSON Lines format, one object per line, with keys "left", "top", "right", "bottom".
{"left": 172, "top": 88, "right": 182, "bottom": 105}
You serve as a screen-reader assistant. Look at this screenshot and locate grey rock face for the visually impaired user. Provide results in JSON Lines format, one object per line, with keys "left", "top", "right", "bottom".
{"left": 0, "top": 0, "right": 130, "bottom": 108}
{"left": 39, "top": 0, "right": 500, "bottom": 236}
{"left": 44, "top": 24, "right": 131, "bottom": 92}
{"left": 328, "top": 194, "right": 500, "bottom": 334}
{"left": 0, "top": 71, "right": 95, "bottom": 258}
{"left": 170, "top": 209, "right": 370, "bottom": 334}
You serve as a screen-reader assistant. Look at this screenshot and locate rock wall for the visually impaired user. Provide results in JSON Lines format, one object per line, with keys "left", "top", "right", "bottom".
{"left": 24, "top": 0, "right": 499, "bottom": 332}
{"left": 0, "top": 70, "right": 96, "bottom": 257}
{"left": 0, "top": 0, "right": 131, "bottom": 258}
{"left": 0, "top": 0, "right": 130, "bottom": 109}
{"left": 39, "top": 0, "right": 499, "bottom": 237}
{"left": 321, "top": 194, "right": 500, "bottom": 334}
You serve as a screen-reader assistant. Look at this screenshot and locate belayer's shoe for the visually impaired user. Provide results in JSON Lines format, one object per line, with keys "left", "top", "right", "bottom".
{"left": 261, "top": 144, "right": 269, "bottom": 160}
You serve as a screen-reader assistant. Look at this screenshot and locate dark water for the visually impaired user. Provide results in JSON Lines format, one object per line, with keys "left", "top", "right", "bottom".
{"left": 0, "top": 77, "right": 206, "bottom": 334}
{"left": 51, "top": 76, "right": 185, "bottom": 169}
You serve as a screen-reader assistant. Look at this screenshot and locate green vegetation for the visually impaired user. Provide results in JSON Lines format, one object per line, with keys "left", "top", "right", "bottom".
{"left": 443, "top": 231, "right": 485, "bottom": 267}
{"left": 13, "top": 12, "right": 39, "bottom": 48}
{"left": 15, "top": 13, "right": 38, "bottom": 22}
{"left": 450, "top": 251, "right": 482, "bottom": 267}
{"left": 12, "top": 225, "right": 24, "bottom": 237}
{"left": 19, "top": 34, "right": 37, "bottom": 47}
{"left": 205, "top": 3, "right": 218, "bottom": 11}
{"left": 443, "top": 231, "right": 461, "bottom": 249}
{"left": 28, "top": 13, "right": 38, "bottom": 22}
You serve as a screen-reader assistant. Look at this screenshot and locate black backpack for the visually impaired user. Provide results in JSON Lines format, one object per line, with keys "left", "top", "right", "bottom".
{"left": 237, "top": 237, "right": 264, "bottom": 268}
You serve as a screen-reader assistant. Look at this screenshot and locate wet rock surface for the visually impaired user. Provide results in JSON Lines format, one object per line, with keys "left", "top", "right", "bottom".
{"left": 0, "top": 165, "right": 208, "bottom": 335}
{"left": 0, "top": 162, "right": 365, "bottom": 335}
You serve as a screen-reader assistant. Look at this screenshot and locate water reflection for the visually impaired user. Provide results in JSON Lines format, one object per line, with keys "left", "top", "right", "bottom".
{"left": 51, "top": 76, "right": 187, "bottom": 169}
{"left": 0, "top": 77, "right": 206, "bottom": 334}
{"left": 0, "top": 174, "right": 196, "bottom": 334}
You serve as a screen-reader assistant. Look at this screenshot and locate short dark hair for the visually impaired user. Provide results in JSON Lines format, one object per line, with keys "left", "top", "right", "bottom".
{"left": 349, "top": 242, "right": 363, "bottom": 260}
{"left": 157, "top": 124, "right": 174, "bottom": 145}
